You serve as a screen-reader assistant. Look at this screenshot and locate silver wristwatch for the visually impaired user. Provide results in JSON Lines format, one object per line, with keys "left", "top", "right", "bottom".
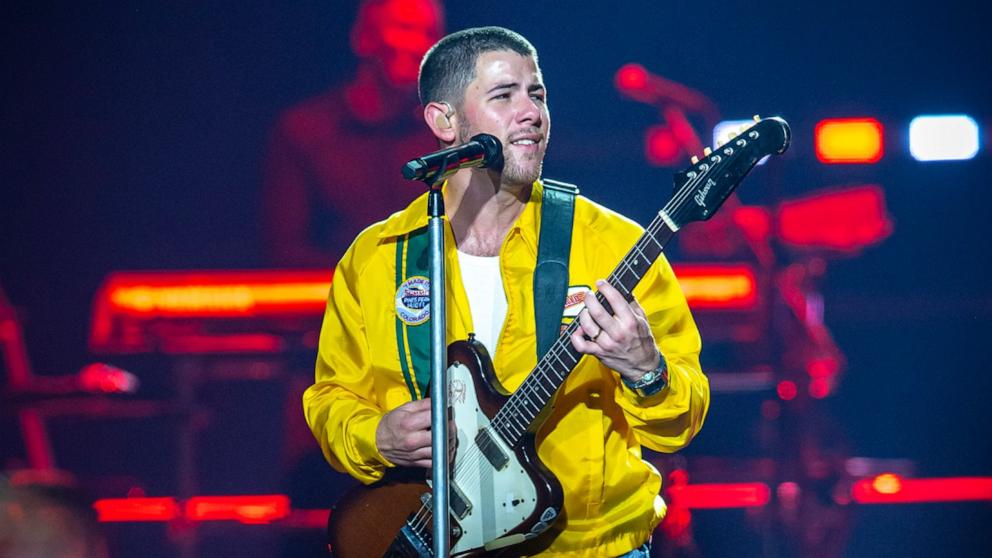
{"left": 621, "top": 360, "right": 669, "bottom": 397}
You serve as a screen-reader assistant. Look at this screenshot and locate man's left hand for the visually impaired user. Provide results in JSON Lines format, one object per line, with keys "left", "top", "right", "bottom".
{"left": 570, "top": 279, "right": 661, "bottom": 382}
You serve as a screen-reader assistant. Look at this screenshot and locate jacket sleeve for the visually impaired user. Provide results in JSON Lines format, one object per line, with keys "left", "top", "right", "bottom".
{"left": 616, "top": 254, "right": 711, "bottom": 453}
{"left": 302, "top": 242, "right": 393, "bottom": 484}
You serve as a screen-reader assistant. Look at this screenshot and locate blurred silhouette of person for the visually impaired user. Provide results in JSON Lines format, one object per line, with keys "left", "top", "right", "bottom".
{"left": 262, "top": 0, "right": 445, "bottom": 268}
{"left": 0, "top": 471, "right": 108, "bottom": 558}
{"left": 264, "top": 3, "right": 443, "bottom": 555}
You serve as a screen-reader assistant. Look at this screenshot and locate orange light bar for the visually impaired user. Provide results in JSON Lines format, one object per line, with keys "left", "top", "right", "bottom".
{"left": 672, "top": 264, "right": 758, "bottom": 310}
{"left": 186, "top": 495, "right": 290, "bottom": 524}
{"left": 94, "top": 497, "right": 180, "bottom": 522}
{"left": 852, "top": 474, "right": 992, "bottom": 504}
{"left": 98, "top": 270, "right": 332, "bottom": 318}
{"left": 89, "top": 270, "right": 333, "bottom": 353}
{"left": 815, "top": 118, "right": 884, "bottom": 163}
{"left": 668, "top": 482, "right": 771, "bottom": 509}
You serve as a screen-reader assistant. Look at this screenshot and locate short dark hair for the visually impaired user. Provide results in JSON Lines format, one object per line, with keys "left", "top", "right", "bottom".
{"left": 418, "top": 26, "right": 537, "bottom": 107}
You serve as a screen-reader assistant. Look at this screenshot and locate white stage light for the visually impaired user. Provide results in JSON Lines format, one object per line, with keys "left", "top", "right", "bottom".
{"left": 909, "top": 115, "right": 980, "bottom": 162}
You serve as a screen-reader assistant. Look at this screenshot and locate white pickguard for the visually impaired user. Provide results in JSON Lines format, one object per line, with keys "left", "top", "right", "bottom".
{"left": 446, "top": 361, "right": 557, "bottom": 555}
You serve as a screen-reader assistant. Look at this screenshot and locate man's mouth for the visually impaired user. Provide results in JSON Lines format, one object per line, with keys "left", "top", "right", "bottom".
{"left": 509, "top": 134, "right": 542, "bottom": 147}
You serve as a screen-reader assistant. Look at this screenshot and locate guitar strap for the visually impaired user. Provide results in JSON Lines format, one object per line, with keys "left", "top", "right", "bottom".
{"left": 533, "top": 179, "right": 578, "bottom": 360}
{"left": 393, "top": 179, "right": 578, "bottom": 400}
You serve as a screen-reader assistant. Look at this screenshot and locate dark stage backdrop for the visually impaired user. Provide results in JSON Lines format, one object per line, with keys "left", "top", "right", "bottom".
{"left": 3, "top": 2, "right": 990, "bottom": 556}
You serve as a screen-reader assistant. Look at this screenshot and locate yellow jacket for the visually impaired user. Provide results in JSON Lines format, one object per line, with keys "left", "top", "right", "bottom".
{"left": 304, "top": 180, "right": 709, "bottom": 556}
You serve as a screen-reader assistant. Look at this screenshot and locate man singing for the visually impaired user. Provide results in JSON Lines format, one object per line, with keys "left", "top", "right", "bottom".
{"left": 304, "top": 26, "right": 709, "bottom": 556}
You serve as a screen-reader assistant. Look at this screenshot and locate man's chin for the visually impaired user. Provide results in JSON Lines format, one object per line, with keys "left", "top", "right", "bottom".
{"left": 501, "top": 166, "right": 543, "bottom": 189}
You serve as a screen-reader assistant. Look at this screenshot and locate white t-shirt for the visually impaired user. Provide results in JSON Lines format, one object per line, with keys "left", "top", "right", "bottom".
{"left": 456, "top": 250, "right": 508, "bottom": 356}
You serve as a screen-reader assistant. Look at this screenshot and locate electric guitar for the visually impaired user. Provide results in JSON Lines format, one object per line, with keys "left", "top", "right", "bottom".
{"left": 327, "top": 116, "right": 791, "bottom": 557}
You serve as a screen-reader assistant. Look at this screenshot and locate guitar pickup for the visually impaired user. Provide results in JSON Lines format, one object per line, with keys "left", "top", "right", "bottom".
{"left": 450, "top": 481, "right": 472, "bottom": 520}
{"left": 475, "top": 428, "right": 509, "bottom": 470}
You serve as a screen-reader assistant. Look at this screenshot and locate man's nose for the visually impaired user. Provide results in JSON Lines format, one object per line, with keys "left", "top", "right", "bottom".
{"left": 515, "top": 96, "right": 543, "bottom": 125}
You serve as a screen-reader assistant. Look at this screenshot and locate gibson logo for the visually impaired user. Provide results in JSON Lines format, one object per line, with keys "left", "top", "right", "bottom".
{"left": 694, "top": 178, "right": 716, "bottom": 207}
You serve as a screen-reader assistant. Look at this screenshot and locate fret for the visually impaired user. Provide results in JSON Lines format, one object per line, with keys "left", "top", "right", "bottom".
{"left": 508, "top": 411, "right": 527, "bottom": 432}
{"left": 612, "top": 281, "right": 632, "bottom": 297}
{"left": 494, "top": 416, "right": 518, "bottom": 443}
{"left": 627, "top": 264, "right": 642, "bottom": 281}
{"left": 534, "top": 379, "right": 551, "bottom": 398}
{"left": 631, "top": 242, "right": 651, "bottom": 264}
{"left": 548, "top": 348, "right": 570, "bottom": 370}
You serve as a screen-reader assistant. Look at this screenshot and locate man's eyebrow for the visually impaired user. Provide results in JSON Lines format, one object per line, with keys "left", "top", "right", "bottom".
{"left": 486, "top": 82, "right": 546, "bottom": 95}
{"left": 486, "top": 82, "right": 518, "bottom": 94}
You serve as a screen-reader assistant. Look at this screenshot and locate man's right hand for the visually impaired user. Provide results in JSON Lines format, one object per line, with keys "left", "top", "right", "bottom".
{"left": 376, "top": 398, "right": 454, "bottom": 468}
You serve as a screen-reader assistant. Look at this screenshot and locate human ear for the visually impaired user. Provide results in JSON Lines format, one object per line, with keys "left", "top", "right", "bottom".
{"left": 424, "top": 102, "right": 457, "bottom": 142}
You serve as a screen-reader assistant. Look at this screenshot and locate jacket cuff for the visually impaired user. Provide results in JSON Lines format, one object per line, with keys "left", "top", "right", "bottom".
{"left": 351, "top": 411, "right": 395, "bottom": 473}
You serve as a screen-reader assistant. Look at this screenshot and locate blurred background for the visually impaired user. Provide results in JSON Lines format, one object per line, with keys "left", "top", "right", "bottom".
{"left": 2, "top": 1, "right": 990, "bottom": 557}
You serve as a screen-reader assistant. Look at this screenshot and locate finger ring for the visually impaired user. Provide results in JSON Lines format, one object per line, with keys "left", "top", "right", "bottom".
{"left": 591, "top": 329, "right": 601, "bottom": 342}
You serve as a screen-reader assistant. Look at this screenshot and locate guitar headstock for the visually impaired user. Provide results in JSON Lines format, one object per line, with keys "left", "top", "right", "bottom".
{"left": 669, "top": 116, "right": 790, "bottom": 227}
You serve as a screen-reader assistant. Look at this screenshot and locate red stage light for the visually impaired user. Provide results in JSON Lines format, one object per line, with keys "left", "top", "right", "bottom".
{"left": 645, "top": 125, "right": 682, "bottom": 166}
{"left": 615, "top": 63, "right": 649, "bottom": 92}
{"left": 94, "top": 497, "right": 180, "bottom": 522}
{"left": 667, "top": 482, "right": 771, "bottom": 509}
{"left": 808, "top": 377, "right": 831, "bottom": 399}
{"left": 777, "top": 185, "right": 892, "bottom": 252}
{"left": 733, "top": 206, "right": 772, "bottom": 243}
{"left": 185, "top": 495, "right": 290, "bottom": 524}
{"left": 815, "top": 118, "right": 884, "bottom": 163}
{"left": 852, "top": 475, "right": 992, "bottom": 504}
{"left": 777, "top": 380, "right": 798, "bottom": 401}
{"left": 78, "top": 363, "right": 139, "bottom": 393}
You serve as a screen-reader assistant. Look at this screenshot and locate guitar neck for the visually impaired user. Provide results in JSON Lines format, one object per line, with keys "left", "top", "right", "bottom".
{"left": 490, "top": 210, "right": 679, "bottom": 447}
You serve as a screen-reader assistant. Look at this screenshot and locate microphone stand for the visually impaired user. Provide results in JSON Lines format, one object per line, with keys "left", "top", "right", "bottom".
{"left": 423, "top": 155, "right": 455, "bottom": 557}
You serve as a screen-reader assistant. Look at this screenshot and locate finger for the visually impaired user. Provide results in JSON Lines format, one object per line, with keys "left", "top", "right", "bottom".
{"left": 570, "top": 327, "right": 598, "bottom": 355}
{"left": 576, "top": 308, "right": 602, "bottom": 340}
{"left": 401, "top": 407, "right": 433, "bottom": 432}
{"left": 404, "top": 397, "right": 432, "bottom": 412}
{"left": 402, "top": 430, "right": 434, "bottom": 452}
{"left": 596, "top": 280, "right": 636, "bottom": 326}
{"left": 630, "top": 297, "right": 648, "bottom": 320}
{"left": 582, "top": 288, "right": 621, "bottom": 338}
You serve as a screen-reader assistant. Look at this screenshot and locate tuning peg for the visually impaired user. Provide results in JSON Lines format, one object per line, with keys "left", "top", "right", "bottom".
{"left": 690, "top": 155, "right": 700, "bottom": 165}
{"left": 753, "top": 114, "right": 761, "bottom": 122}
{"left": 703, "top": 147, "right": 712, "bottom": 156}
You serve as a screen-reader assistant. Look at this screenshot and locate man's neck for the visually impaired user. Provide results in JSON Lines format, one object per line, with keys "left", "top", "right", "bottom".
{"left": 445, "top": 170, "right": 532, "bottom": 257}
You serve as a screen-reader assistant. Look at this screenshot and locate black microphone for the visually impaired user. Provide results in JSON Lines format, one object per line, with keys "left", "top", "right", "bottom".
{"left": 402, "top": 133, "right": 504, "bottom": 181}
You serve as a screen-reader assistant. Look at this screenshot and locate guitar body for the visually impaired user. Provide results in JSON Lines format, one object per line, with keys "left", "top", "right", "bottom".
{"left": 328, "top": 338, "right": 563, "bottom": 557}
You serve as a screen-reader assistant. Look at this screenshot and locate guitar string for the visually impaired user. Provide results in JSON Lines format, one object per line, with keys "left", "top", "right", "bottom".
{"left": 401, "top": 139, "right": 749, "bottom": 544}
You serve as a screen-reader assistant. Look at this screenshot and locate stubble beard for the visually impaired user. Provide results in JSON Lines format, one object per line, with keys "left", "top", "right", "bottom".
{"left": 459, "top": 124, "right": 547, "bottom": 189}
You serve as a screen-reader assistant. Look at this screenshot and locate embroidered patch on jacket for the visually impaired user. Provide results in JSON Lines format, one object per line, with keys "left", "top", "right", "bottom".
{"left": 395, "top": 276, "right": 431, "bottom": 325}
{"left": 561, "top": 285, "right": 592, "bottom": 319}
